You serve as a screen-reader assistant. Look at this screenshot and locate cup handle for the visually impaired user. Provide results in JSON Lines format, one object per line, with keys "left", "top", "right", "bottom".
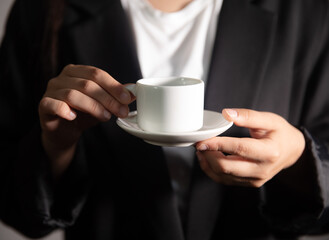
{"left": 125, "top": 84, "right": 136, "bottom": 97}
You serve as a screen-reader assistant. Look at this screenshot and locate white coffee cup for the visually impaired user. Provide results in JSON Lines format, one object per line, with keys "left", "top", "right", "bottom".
{"left": 125, "top": 77, "right": 204, "bottom": 133}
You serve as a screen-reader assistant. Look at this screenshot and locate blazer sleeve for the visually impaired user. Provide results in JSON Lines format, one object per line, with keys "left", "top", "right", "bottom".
{"left": 0, "top": 0, "right": 90, "bottom": 238}
{"left": 260, "top": 2, "right": 329, "bottom": 235}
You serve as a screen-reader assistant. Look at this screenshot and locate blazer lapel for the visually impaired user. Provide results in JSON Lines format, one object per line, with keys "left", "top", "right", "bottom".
{"left": 185, "top": 161, "right": 224, "bottom": 240}
{"left": 205, "top": 0, "right": 277, "bottom": 113}
{"left": 66, "top": 1, "right": 184, "bottom": 239}
{"left": 186, "top": 1, "right": 277, "bottom": 240}
{"left": 66, "top": 0, "right": 142, "bottom": 84}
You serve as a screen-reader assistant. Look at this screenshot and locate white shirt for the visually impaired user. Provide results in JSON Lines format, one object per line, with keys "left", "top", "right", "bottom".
{"left": 121, "top": 0, "right": 223, "bottom": 81}
{"left": 120, "top": 0, "right": 223, "bottom": 222}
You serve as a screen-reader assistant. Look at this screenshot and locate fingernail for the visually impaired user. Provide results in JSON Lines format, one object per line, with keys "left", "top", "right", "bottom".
{"left": 68, "top": 111, "right": 76, "bottom": 120}
{"left": 197, "top": 144, "right": 208, "bottom": 151}
{"left": 104, "top": 110, "right": 111, "bottom": 119}
{"left": 120, "top": 91, "right": 131, "bottom": 103}
{"left": 225, "top": 109, "right": 238, "bottom": 118}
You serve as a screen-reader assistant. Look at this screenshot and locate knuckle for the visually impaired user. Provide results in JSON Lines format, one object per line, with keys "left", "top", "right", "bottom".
{"left": 106, "top": 97, "right": 120, "bottom": 112}
{"left": 39, "top": 97, "right": 50, "bottom": 110}
{"left": 255, "top": 166, "right": 274, "bottom": 184}
{"left": 220, "top": 166, "right": 231, "bottom": 175}
{"left": 56, "top": 101, "right": 68, "bottom": 116}
{"left": 39, "top": 97, "right": 68, "bottom": 117}
{"left": 64, "top": 64, "right": 74, "bottom": 70}
{"left": 63, "top": 89, "right": 77, "bottom": 103}
{"left": 266, "top": 146, "right": 281, "bottom": 163}
{"left": 271, "top": 112, "right": 284, "bottom": 122}
{"left": 257, "top": 169, "right": 270, "bottom": 181}
{"left": 47, "top": 77, "right": 58, "bottom": 89}
{"left": 250, "top": 180, "right": 265, "bottom": 188}
{"left": 214, "top": 161, "right": 231, "bottom": 175}
{"left": 62, "top": 64, "right": 74, "bottom": 74}
{"left": 88, "top": 67, "right": 103, "bottom": 81}
{"left": 88, "top": 99, "right": 101, "bottom": 114}
{"left": 235, "top": 143, "right": 248, "bottom": 156}
{"left": 270, "top": 149, "right": 281, "bottom": 160}
{"left": 214, "top": 141, "right": 224, "bottom": 151}
{"left": 80, "top": 80, "right": 95, "bottom": 92}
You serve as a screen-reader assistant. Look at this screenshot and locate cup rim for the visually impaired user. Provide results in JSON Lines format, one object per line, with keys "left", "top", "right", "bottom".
{"left": 137, "top": 76, "right": 203, "bottom": 87}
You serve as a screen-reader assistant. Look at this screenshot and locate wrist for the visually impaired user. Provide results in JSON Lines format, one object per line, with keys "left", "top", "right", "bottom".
{"left": 41, "top": 131, "right": 78, "bottom": 181}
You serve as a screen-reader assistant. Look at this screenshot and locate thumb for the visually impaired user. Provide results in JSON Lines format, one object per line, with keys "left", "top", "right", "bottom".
{"left": 222, "top": 108, "right": 281, "bottom": 130}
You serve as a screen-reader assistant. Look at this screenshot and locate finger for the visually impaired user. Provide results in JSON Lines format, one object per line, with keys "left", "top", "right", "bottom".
{"left": 196, "top": 151, "right": 222, "bottom": 182}
{"left": 62, "top": 64, "right": 132, "bottom": 104}
{"left": 56, "top": 77, "right": 129, "bottom": 118}
{"left": 50, "top": 89, "right": 112, "bottom": 121}
{"left": 196, "top": 137, "right": 275, "bottom": 162}
{"left": 222, "top": 108, "right": 284, "bottom": 130}
{"left": 200, "top": 150, "right": 264, "bottom": 179}
{"left": 39, "top": 97, "right": 76, "bottom": 121}
{"left": 197, "top": 151, "right": 260, "bottom": 186}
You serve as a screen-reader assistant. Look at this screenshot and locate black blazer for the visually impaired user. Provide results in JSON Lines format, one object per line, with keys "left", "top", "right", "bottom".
{"left": 1, "top": 0, "right": 329, "bottom": 239}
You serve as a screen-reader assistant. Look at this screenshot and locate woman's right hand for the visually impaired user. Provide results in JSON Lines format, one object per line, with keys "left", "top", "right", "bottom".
{"left": 38, "top": 64, "right": 133, "bottom": 179}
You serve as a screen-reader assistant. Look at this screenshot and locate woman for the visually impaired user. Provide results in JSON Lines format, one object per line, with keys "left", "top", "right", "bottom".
{"left": 0, "top": 0, "right": 329, "bottom": 239}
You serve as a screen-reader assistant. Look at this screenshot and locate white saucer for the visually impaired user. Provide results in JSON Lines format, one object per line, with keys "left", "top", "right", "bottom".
{"left": 116, "top": 110, "right": 233, "bottom": 147}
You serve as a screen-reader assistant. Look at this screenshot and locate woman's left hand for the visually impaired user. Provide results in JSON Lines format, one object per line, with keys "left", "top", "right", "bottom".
{"left": 195, "top": 108, "right": 306, "bottom": 187}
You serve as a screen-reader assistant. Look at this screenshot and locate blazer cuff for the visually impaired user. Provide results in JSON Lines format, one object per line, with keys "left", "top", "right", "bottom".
{"left": 260, "top": 127, "right": 328, "bottom": 234}
{"left": 8, "top": 124, "right": 90, "bottom": 237}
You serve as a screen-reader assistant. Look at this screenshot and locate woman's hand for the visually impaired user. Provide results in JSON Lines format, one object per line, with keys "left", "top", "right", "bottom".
{"left": 38, "top": 64, "right": 133, "bottom": 179}
{"left": 195, "top": 109, "right": 305, "bottom": 187}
